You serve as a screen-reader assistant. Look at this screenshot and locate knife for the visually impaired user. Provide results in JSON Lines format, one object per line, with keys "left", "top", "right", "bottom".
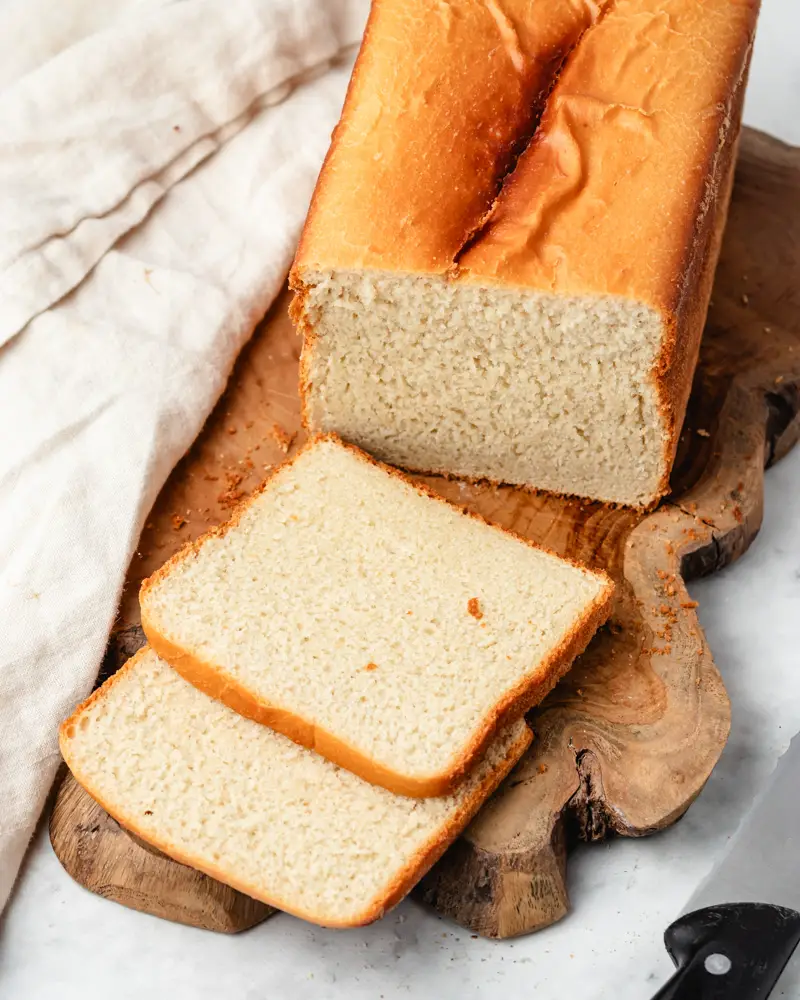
{"left": 650, "top": 733, "right": 800, "bottom": 999}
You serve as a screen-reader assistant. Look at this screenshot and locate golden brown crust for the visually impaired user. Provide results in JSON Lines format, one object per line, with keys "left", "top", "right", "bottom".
{"left": 291, "top": 0, "right": 601, "bottom": 279}
{"left": 59, "top": 652, "right": 532, "bottom": 928}
{"left": 288, "top": 285, "right": 315, "bottom": 435}
{"left": 290, "top": 0, "right": 761, "bottom": 509}
{"left": 653, "top": 51, "right": 749, "bottom": 498}
{"left": 294, "top": 0, "right": 758, "bottom": 308}
{"left": 140, "top": 434, "right": 613, "bottom": 796}
{"left": 454, "top": 0, "right": 758, "bottom": 300}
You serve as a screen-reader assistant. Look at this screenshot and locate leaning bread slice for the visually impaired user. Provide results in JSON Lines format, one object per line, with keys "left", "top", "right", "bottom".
{"left": 60, "top": 647, "right": 531, "bottom": 927}
{"left": 141, "top": 435, "right": 613, "bottom": 796}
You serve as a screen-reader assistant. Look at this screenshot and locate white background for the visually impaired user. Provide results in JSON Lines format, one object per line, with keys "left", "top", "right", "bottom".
{"left": 2, "top": 0, "right": 799, "bottom": 997}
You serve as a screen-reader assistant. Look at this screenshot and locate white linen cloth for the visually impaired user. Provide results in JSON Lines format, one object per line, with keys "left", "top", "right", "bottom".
{"left": 0, "top": 0, "right": 369, "bottom": 913}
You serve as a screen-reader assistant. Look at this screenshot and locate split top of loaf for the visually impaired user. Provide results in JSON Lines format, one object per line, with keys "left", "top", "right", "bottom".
{"left": 291, "top": 0, "right": 759, "bottom": 507}
{"left": 60, "top": 648, "right": 532, "bottom": 927}
{"left": 140, "top": 436, "right": 613, "bottom": 796}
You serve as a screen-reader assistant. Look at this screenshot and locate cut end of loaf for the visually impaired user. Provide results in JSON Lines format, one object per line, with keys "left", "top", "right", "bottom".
{"left": 295, "top": 271, "right": 670, "bottom": 508}
{"left": 60, "top": 648, "right": 532, "bottom": 927}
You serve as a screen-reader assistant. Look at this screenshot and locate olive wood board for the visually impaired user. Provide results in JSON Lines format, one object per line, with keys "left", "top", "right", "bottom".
{"left": 51, "top": 128, "right": 800, "bottom": 937}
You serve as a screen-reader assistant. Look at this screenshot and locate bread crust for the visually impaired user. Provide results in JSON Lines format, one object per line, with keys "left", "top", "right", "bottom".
{"left": 291, "top": 0, "right": 600, "bottom": 278}
{"left": 651, "top": 48, "right": 750, "bottom": 499}
{"left": 140, "top": 434, "right": 614, "bottom": 797}
{"left": 59, "top": 648, "right": 532, "bottom": 928}
{"left": 290, "top": 0, "right": 761, "bottom": 509}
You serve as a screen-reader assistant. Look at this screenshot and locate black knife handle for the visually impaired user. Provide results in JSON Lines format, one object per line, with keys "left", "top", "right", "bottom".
{"left": 650, "top": 903, "right": 800, "bottom": 999}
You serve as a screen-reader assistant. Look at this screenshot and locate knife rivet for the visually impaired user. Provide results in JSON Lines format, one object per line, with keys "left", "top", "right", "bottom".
{"left": 704, "top": 953, "right": 732, "bottom": 975}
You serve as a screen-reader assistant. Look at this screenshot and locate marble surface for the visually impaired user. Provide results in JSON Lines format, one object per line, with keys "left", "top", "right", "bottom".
{"left": 2, "top": 1, "right": 799, "bottom": 997}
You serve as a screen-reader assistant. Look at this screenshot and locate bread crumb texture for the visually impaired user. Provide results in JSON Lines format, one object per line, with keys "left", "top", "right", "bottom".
{"left": 142, "top": 438, "right": 608, "bottom": 784}
{"left": 302, "top": 274, "right": 665, "bottom": 506}
{"left": 61, "top": 649, "right": 529, "bottom": 926}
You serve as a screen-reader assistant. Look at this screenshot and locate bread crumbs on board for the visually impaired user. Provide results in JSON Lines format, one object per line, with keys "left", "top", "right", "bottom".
{"left": 218, "top": 471, "right": 245, "bottom": 509}
{"left": 271, "top": 423, "right": 295, "bottom": 454}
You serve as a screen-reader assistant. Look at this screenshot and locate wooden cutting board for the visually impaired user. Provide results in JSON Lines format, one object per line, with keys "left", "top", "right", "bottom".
{"left": 51, "top": 128, "right": 800, "bottom": 937}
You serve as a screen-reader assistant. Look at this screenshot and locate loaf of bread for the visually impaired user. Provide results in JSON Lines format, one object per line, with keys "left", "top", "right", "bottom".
{"left": 290, "top": 0, "right": 759, "bottom": 507}
{"left": 140, "top": 435, "right": 613, "bottom": 796}
{"left": 60, "top": 647, "right": 531, "bottom": 927}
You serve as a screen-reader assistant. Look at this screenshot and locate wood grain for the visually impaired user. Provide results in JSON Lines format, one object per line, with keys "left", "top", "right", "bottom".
{"left": 51, "top": 128, "right": 800, "bottom": 937}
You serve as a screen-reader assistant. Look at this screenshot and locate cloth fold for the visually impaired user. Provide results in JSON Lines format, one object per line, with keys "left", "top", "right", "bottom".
{"left": 0, "top": 0, "right": 368, "bottom": 913}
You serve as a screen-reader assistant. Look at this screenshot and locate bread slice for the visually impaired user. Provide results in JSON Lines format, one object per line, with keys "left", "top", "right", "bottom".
{"left": 140, "top": 435, "right": 613, "bottom": 796}
{"left": 290, "top": 0, "right": 759, "bottom": 508}
{"left": 60, "top": 647, "right": 532, "bottom": 927}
